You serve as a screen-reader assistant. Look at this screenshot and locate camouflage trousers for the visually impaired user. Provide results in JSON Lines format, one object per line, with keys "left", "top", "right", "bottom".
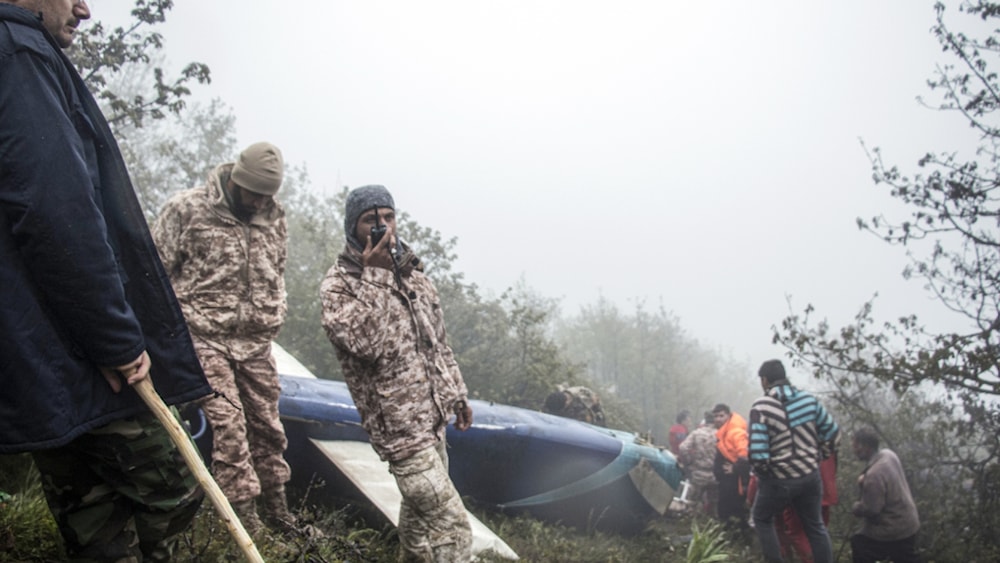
{"left": 195, "top": 340, "right": 290, "bottom": 503}
{"left": 389, "top": 441, "right": 472, "bottom": 563}
{"left": 30, "top": 411, "right": 204, "bottom": 562}
{"left": 687, "top": 470, "right": 719, "bottom": 517}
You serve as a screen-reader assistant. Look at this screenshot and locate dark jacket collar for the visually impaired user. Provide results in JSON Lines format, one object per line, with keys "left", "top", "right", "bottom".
{"left": 0, "top": 3, "right": 41, "bottom": 26}
{"left": 0, "top": 4, "right": 77, "bottom": 74}
{"left": 0, "top": 3, "right": 51, "bottom": 40}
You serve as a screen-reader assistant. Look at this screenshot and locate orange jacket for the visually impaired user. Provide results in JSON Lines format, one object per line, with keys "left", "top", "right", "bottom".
{"left": 716, "top": 412, "right": 749, "bottom": 463}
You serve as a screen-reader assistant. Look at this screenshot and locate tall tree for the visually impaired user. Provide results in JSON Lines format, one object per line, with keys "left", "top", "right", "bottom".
{"left": 774, "top": 2, "right": 1000, "bottom": 556}
{"left": 777, "top": 1, "right": 1000, "bottom": 422}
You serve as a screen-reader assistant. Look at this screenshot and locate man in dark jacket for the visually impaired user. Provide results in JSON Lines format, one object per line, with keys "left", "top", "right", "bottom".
{"left": 0, "top": 1, "right": 213, "bottom": 559}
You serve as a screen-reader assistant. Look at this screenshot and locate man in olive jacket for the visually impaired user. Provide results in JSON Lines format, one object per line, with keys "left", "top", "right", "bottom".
{"left": 0, "top": 0, "right": 212, "bottom": 559}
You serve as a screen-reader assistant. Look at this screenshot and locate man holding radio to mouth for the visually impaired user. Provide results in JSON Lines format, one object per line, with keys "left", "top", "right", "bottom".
{"left": 321, "top": 184, "right": 474, "bottom": 562}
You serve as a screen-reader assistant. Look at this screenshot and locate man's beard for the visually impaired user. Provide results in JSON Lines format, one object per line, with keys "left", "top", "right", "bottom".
{"left": 230, "top": 188, "right": 257, "bottom": 222}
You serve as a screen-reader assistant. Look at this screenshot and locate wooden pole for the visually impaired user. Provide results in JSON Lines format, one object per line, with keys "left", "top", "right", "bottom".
{"left": 134, "top": 378, "right": 264, "bottom": 563}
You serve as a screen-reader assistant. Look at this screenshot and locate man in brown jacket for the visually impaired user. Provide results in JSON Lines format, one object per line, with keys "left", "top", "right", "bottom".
{"left": 321, "top": 185, "right": 473, "bottom": 562}
{"left": 850, "top": 427, "right": 921, "bottom": 563}
{"left": 152, "top": 142, "right": 295, "bottom": 534}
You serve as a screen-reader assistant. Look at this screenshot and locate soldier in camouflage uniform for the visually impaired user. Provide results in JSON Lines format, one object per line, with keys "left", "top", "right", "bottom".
{"left": 1, "top": 1, "right": 212, "bottom": 559}
{"left": 678, "top": 412, "right": 719, "bottom": 516}
{"left": 321, "top": 185, "right": 474, "bottom": 562}
{"left": 152, "top": 142, "right": 295, "bottom": 534}
{"left": 543, "top": 385, "right": 607, "bottom": 426}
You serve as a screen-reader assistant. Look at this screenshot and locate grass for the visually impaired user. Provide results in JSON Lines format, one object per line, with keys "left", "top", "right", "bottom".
{"left": 685, "top": 520, "right": 733, "bottom": 563}
{"left": 2, "top": 454, "right": 759, "bottom": 562}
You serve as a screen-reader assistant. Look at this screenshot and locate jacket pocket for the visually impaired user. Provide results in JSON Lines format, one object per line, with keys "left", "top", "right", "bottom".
{"left": 371, "top": 374, "right": 428, "bottom": 438}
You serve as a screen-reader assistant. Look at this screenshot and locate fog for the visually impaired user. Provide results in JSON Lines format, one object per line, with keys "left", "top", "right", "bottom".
{"left": 97, "top": 1, "right": 976, "bottom": 371}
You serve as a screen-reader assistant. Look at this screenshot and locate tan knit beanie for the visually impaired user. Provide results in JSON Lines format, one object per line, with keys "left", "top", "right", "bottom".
{"left": 231, "top": 142, "right": 284, "bottom": 196}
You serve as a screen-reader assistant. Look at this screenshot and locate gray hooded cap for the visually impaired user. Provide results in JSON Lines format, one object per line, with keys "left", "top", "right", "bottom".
{"left": 345, "top": 184, "right": 395, "bottom": 250}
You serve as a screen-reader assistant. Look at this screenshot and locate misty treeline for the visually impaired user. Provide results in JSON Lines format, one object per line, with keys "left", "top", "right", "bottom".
{"left": 24, "top": 0, "right": 996, "bottom": 559}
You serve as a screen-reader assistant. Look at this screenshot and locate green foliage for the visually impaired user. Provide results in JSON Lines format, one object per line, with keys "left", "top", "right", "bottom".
{"left": 685, "top": 519, "right": 733, "bottom": 563}
{"left": 64, "top": 1, "right": 227, "bottom": 222}
{"left": 776, "top": 0, "right": 1000, "bottom": 433}
{"left": 67, "top": 0, "right": 210, "bottom": 130}
{"left": 123, "top": 98, "right": 238, "bottom": 222}
{"left": 173, "top": 501, "right": 396, "bottom": 562}
{"left": 0, "top": 455, "right": 394, "bottom": 561}
{"left": 278, "top": 180, "right": 345, "bottom": 377}
{"left": 0, "top": 452, "right": 747, "bottom": 563}
{"left": 812, "top": 372, "right": 999, "bottom": 561}
{"left": 461, "top": 283, "right": 584, "bottom": 408}
{"left": 473, "top": 508, "right": 708, "bottom": 562}
{"left": 64, "top": 1, "right": 227, "bottom": 224}
{"left": 0, "top": 455, "right": 63, "bottom": 560}
{"left": 773, "top": 3, "right": 1000, "bottom": 559}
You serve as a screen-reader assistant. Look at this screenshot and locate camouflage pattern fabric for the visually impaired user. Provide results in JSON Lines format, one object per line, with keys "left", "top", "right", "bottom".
{"left": 390, "top": 442, "right": 472, "bottom": 562}
{"left": 195, "top": 339, "right": 290, "bottom": 503}
{"left": 30, "top": 411, "right": 203, "bottom": 562}
{"left": 678, "top": 424, "right": 719, "bottom": 514}
{"left": 320, "top": 244, "right": 469, "bottom": 463}
{"left": 152, "top": 163, "right": 287, "bottom": 361}
{"left": 561, "top": 386, "right": 606, "bottom": 426}
{"left": 679, "top": 424, "right": 718, "bottom": 486}
{"left": 152, "top": 163, "right": 290, "bottom": 505}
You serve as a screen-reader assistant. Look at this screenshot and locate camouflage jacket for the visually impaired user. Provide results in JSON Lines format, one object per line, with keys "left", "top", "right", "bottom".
{"left": 561, "top": 386, "right": 606, "bottom": 426}
{"left": 152, "top": 164, "right": 287, "bottom": 360}
{"left": 320, "top": 245, "right": 468, "bottom": 463}
{"left": 678, "top": 424, "right": 718, "bottom": 485}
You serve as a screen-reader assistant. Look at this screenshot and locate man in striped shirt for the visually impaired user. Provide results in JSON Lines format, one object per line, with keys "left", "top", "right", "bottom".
{"left": 749, "top": 359, "right": 839, "bottom": 563}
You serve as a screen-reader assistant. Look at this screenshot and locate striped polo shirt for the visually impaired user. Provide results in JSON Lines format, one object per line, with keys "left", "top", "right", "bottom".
{"left": 749, "top": 382, "right": 838, "bottom": 480}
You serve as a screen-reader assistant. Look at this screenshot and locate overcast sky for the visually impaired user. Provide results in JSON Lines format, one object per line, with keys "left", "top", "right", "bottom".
{"left": 98, "top": 1, "right": 978, "bottom": 372}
